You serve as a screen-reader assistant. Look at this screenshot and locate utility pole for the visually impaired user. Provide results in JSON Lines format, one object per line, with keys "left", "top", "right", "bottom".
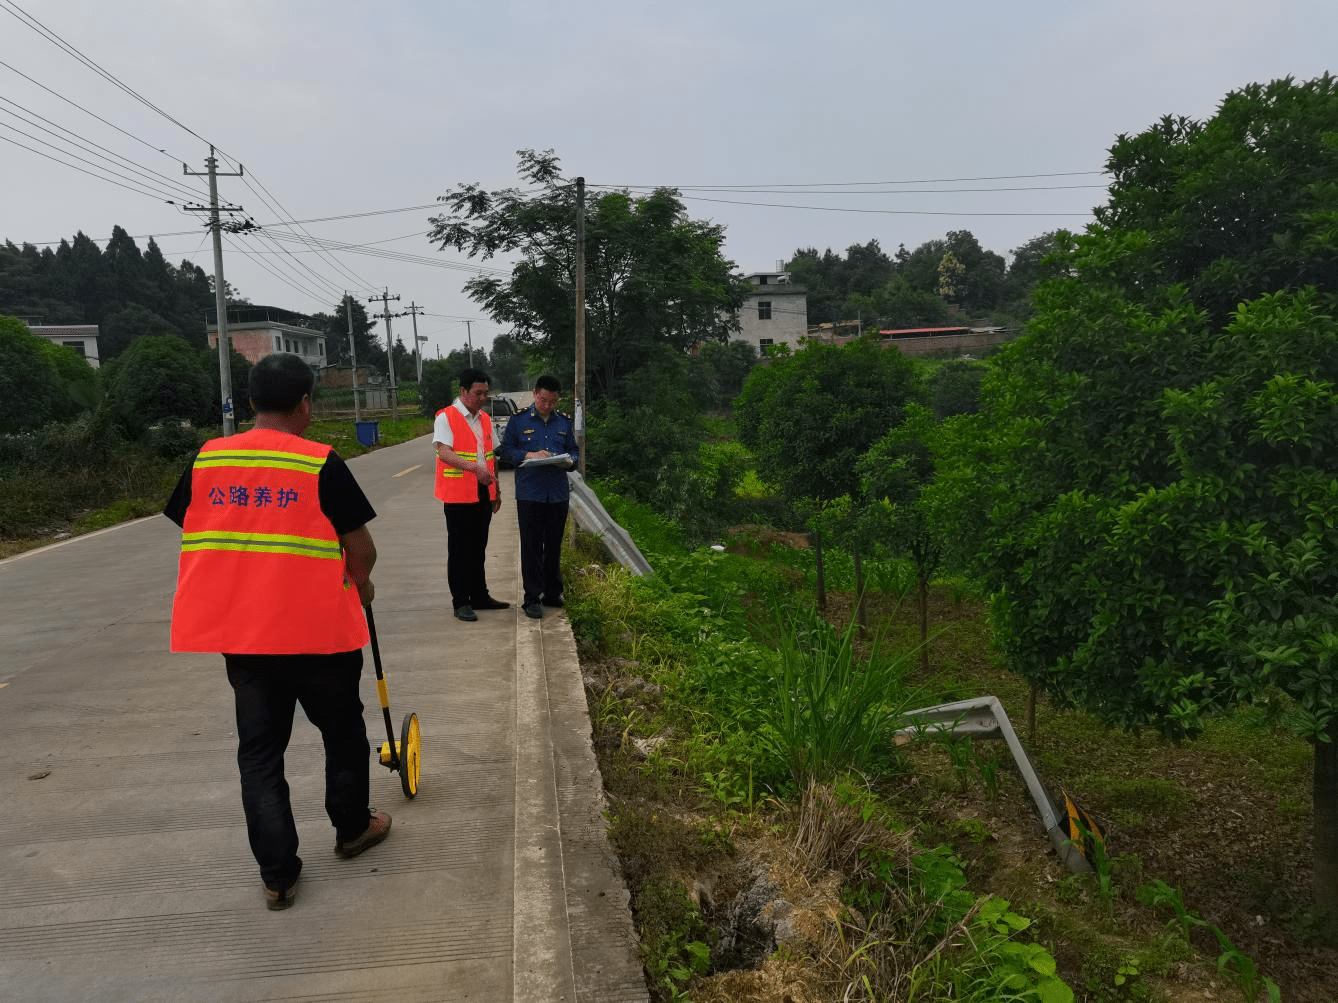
{"left": 345, "top": 292, "right": 361, "bottom": 422}
{"left": 463, "top": 319, "right": 474, "bottom": 368}
{"left": 184, "top": 146, "right": 244, "bottom": 436}
{"left": 574, "top": 176, "right": 587, "bottom": 477}
{"left": 368, "top": 289, "right": 401, "bottom": 420}
{"left": 405, "top": 302, "right": 427, "bottom": 382}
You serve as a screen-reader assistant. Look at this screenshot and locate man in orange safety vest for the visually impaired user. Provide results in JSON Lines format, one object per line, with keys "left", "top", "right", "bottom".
{"left": 165, "top": 353, "right": 392, "bottom": 910}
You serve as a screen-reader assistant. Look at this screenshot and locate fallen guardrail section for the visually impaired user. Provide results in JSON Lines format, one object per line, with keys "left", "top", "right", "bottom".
{"left": 893, "top": 695, "right": 1095, "bottom": 873}
{"left": 567, "top": 472, "right": 654, "bottom": 577}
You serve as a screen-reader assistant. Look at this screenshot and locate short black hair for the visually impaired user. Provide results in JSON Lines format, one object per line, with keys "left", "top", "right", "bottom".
{"left": 249, "top": 353, "right": 314, "bottom": 413}
{"left": 458, "top": 367, "right": 492, "bottom": 390}
{"left": 533, "top": 374, "right": 561, "bottom": 394}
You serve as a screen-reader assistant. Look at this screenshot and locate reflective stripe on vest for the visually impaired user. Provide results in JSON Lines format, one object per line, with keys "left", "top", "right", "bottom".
{"left": 180, "top": 529, "right": 345, "bottom": 559}
{"left": 170, "top": 428, "right": 369, "bottom": 655}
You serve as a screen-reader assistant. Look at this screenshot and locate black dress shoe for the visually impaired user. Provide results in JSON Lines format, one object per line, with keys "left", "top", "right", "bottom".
{"left": 454, "top": 605, "right": 477, "bottom": 621}
{"left": 473, "top": 596, "right": 511, "bottom": 610}
{"left": 541, "top": 595, "right": 564, "bottom": 608}
{"left": 523, "top": 603, "right": 543, "bottom": 619}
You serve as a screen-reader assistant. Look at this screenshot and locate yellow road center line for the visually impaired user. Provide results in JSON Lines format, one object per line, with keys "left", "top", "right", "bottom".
{"left": 393, "top": 465, "right": 422, "bottom": 478}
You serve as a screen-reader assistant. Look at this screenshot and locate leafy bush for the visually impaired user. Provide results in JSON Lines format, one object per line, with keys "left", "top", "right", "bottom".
{"left": 0, "top": 314, "right": 67, "bottom": 433}
{"left": 99, "top": 334, "right": 212, "bottom": 437}
{"left": 0, "top": 414, "right": 181, "bottom": 537}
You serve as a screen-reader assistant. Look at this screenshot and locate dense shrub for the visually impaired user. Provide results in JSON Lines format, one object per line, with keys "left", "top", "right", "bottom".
{"left": 0, "top": 314, "right": 66, "bottom": 433}
{"left": 98, "top": 334, "right": 212, "bottom": 437}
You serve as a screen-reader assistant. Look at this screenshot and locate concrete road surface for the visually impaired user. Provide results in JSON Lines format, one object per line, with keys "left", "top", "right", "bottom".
{"left": 0, "top": 434, "right": 647, "bottom": 1003}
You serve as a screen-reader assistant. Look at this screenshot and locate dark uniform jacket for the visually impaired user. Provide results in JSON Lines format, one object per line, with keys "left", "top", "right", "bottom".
{"left": 500, "top": 405, "right": 579, "bottom": 502}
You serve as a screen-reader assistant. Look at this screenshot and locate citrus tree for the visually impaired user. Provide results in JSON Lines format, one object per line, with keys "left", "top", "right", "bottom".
{"left": 933, "top": 74, "right": 1338, "bottom": 930}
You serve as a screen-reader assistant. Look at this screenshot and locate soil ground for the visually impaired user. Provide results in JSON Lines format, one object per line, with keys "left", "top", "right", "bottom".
{"left": 580, "top": 584, "right": 1338, "bottom": 1003}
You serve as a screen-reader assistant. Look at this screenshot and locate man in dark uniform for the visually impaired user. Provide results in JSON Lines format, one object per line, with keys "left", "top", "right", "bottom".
{"left": 499, "top": 374, "right": 579, "bottom": 619}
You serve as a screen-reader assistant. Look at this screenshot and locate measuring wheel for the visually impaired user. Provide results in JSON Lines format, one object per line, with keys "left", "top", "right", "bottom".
{"left": 398, "top": 711, "right": 421, "bottom": 799}
{"left": 366, "top": 604, "right": 424, "bottom": 801}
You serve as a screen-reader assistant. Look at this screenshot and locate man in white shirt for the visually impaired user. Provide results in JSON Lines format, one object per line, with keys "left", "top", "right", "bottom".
{"left": 431, "top": 368, "right": 507, "bottom": 621}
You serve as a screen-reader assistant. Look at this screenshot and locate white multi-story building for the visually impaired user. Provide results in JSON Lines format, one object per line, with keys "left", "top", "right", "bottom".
{"left": 734, "top": 270, "right": 807, "bottom": 354}
{"left": 28, "top": 324, "right": 101, "bottom": 367}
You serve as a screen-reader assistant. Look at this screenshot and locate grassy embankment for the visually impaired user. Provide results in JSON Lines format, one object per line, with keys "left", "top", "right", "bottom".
{"left": 563, "top": 476, "right": 1330, "bottom": 1002}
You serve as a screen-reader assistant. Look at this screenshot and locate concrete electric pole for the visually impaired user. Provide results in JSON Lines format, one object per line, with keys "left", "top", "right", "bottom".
{"left": 405, "top": 302, "right": 427, "bottom": 383}
{"left": 368, "top": 289, "right": 402, "bottom": 420}
{"left": 184, "top": 146, "right": 244, "bottom": 436}
{"left": 345, "top": 292, "right": 361, "bottom": 423}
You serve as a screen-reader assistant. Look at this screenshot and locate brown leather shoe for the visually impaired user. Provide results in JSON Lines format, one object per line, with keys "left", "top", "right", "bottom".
{"left": 335, "top": 810, "right": 392, "bottom": 859}
{"left": 263, "top": 877, "right": 298, "bottom": 911}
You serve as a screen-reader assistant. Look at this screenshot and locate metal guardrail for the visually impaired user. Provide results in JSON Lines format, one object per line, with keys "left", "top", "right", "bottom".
{"left": 566, "top": 472, "right": 653, "bottom": 577}
{"left": 893, "top": 695, "right": 1092, "bottom": 873}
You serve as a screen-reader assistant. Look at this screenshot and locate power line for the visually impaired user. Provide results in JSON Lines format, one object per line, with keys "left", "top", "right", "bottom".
{"left": 215, "top": 151, "right": 381, "bottom": 295}
{"left": 617, "top": 183, "right": 1106, "bottom": 195}
{"left": 0, "top": 1, "right": 211, "bottom": 150}
{"left": 597, "top": 171, "right": 1107, "bottom": 188}
{"left": 0, "top": 96, "right": 207, "bottom": 202}
{"left": 0, "top": 130, "right": 186, "bottom": 203}
{"left": 672, "top": 194, "right": 1091, "bottom": 217}
{"left": 0, "top": 58, "right": 188, "bottom": 164}
{"left": 222, "top": 233, "right": 334, "bottom": 307}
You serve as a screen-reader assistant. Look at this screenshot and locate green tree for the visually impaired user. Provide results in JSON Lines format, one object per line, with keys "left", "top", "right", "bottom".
{"left": 934, "top": 73, "right": 1338, "bottom": 931}
{"left": 927, "top": 359, "right": 986, "bottom": 419}
{"left": 848, "top": 274, "right": 953, "bottom": 330}
{"left": 488, "top": 333, "right": 528, "bottom": 391}
{"left": 900, "top": 230, "right": 1007, "bottom": 314}
{"left": 736, "top": 340, "right": 925, "bottom": 606}
{"left": 586, "top": 346, "right": 718, "bottom": 534}
{"left": 786, "top": 247, "right": 846, "bottom": 324}
{"left": 99, "top": 334, "right": 212, "bottom": 437}
{"left": 418, "top": 358, "right": 460, "bottom": 418}
{"left": 1096, "top": 74, "right": 1338, "bottom": 325}
{"left": 736, "top": 339, "right": 923, "bottom": 506}
{"left": 100, "top": 304, "right": 180, "bottom": 362}
{"left": 37, "top": 337, "right": 99, "bottom": 415}
{"left": 695, "top": 339, "right": 756, "bottom": 410}
{"left": 858, "top": 403, "right": 946, "bottom": 669}
{"left": 314, "top": 296, "right": 379, "bottom": 370}
{"left": 1002, "top": 230, "right": 1070, "bottom": 316}
{"left": 0, "top": 314, "right": 65, "bottom": 433}
{"left": 428, "top": 149, "right": 750, "bottom": 404}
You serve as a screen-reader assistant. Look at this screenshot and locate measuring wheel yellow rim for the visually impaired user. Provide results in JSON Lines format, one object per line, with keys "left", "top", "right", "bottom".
{"left": 399, "top": 712, "right": 421, "bottom": 799}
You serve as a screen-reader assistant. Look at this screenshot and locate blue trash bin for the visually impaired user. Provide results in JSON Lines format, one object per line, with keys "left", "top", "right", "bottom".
{"left": 354, "top": 420, "right": 380, "bottom": 447}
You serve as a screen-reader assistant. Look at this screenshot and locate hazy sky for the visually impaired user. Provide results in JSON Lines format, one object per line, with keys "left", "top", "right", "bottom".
{"left": 3, "top": 0, "right": 1335, "bottom": 361}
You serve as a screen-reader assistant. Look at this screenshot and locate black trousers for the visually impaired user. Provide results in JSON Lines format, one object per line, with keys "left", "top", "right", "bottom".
{"left": 443, "top": 489, "right": 493, "bottom": 608}
{"left": 225, "top": 649, "right": 370, "bottom": 890}
{"left": 517, "top": 499, "right": 569, "bottom": 605}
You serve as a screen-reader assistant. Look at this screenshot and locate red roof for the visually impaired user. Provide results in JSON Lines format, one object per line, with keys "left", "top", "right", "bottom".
{"left": 878, "top": 327, "right": 969, "bottom": 336}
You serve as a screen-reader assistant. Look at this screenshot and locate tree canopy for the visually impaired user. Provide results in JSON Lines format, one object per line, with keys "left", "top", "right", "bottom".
{"left": 99, "top": 334, "right": 212, "bottom": 437}
{"left": 0, "top": 315, "right": 68, "bottom": 434}
{"left": 932, "top": 73, "right": 1338, "bottom": 927}
{"left": 428, "top": 149, "right": 750, "bottom": 404}
{"left": 0, "top": 228, "right": 227, "bottom": 352}
{"left": 735, "top": 339, "right": 923, "bottom": 506}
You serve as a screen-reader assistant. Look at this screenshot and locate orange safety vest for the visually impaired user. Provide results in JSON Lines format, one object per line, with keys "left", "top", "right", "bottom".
{"left": 434, "top": 404, "right": 497, "bottom": 503}
{"left": 170, "top": 428, "right": 369, "bottom": 654}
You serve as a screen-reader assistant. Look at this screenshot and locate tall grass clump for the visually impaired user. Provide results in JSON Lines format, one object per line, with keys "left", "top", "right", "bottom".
{"left": 759, "top": 603, "right": 918, "bottom": 788}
